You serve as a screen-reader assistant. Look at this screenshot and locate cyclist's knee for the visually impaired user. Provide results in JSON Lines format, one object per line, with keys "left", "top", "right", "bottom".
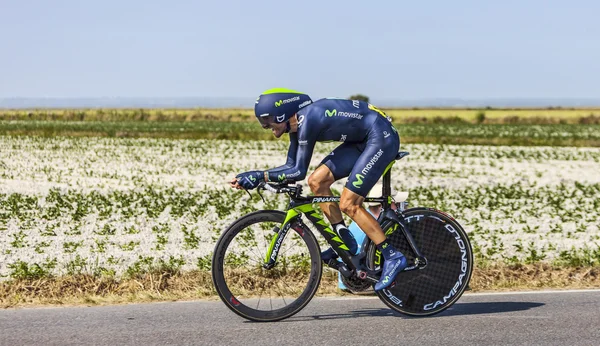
{"left": 308, "top": 171, "right": 334, "bottom": 193}
{"left": 307, "top": 174, "right": 321, "bottom": 193}
{"left": 339, "top": 198, "right": 361, "bottom": 218}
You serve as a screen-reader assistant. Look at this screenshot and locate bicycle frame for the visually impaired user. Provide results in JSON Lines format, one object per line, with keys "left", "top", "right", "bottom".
{"left": 263, "top": 162, "right": 427, "bottom": 281}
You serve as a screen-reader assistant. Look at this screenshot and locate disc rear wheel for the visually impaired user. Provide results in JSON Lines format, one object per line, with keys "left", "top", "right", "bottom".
{"left": 368, "top": 208, "right": 473, "bottom": 316}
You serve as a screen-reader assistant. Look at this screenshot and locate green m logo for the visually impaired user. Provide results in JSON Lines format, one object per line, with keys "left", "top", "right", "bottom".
{"left": 249, "top": 175, "right": 256, "bottom": 182}
{"left": 275, "top": 100, "right": 283, "bottom": 107}
{"left": 352, "top": 173, "right": 364, "bottom": 188}
{"left": 278, "top": 173, "right": 286, "bottom": 182}
{"left": 325, "top": 109, "right": 337, "bottom": 117}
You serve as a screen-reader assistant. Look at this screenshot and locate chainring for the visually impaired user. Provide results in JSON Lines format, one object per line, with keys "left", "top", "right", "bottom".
{"left": 340, "top": 274, "right": 373, "bottom": 293}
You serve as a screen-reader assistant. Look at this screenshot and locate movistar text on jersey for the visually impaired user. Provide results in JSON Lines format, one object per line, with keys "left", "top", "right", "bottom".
{"left": 338, "top": 112, "right": 363, "bottom": 119}
{"left": 361, "top": 149, "right": 384, "bottom": 175}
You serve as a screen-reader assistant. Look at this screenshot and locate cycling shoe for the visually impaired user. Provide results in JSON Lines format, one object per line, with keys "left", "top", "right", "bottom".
{"left": 374, "top": 254, "right": 407, "bottom": 291}
{"left": 320, "top": 247, "right": 339, "bottom": 262}
{"left": 338, "top": 227, "right": 358, "bottom": 254}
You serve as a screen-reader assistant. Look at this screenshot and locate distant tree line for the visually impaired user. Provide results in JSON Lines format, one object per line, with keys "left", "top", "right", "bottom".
{"left": 349, "top": 94, "right": 369, "bottom": 103}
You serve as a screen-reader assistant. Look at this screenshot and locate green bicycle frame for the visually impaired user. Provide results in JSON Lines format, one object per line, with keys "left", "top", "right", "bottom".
{"left": 262, "top": 152, "right": 425, "bottom": 275}
{"left": 263, "top": 197, "right": 352, "bottom": 270}
{"left": 262, "top": 195, "right": 403, "bottom": 271}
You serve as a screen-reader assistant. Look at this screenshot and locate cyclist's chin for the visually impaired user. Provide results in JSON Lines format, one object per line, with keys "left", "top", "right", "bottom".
{"left": 272, "top": 128, "right": 285, "bottom": 138}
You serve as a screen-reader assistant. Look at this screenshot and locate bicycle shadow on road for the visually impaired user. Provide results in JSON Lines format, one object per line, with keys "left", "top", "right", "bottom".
{"left": 435, "top": 301, "right": 545, "bottom": 317}
{"left": 283, "top": 308, "right": 401, "bottom": 322}
{"left": 283, "top": 301, "right": 544, "bottom": 322}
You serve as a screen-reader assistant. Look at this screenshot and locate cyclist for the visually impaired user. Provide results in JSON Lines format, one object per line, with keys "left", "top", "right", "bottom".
{"left": 230, "top": 88, "right": 407, "bottom": 291}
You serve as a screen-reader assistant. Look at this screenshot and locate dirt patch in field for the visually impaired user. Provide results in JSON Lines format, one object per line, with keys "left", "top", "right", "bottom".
{"left": 1, "top": 264, "right": 599, "bottom": 308}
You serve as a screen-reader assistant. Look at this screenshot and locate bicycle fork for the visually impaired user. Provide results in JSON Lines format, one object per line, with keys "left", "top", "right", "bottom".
{"left": 263, "top": 219, "right": 298, "bottom": 269}
{"left": 262, "top": 208, "right": 312, "bottom": 269}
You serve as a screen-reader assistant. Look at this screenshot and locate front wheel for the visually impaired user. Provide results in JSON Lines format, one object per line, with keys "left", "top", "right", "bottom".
{"left": 211, "top": 210, "right": 322, "bottom": 322}
{"left": 368, "top": 208, "right": 473, "bottom": 316}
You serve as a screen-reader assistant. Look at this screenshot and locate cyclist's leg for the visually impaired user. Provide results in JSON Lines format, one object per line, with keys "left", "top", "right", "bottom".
{"left": 310, "top": 143, "right": 364, "bottom": 261}
{"left": 340, "top": 119, "right": 405, "bottom": 290}
{"left": 341, "top": 116, "right": 400, "bottom": 235}
{"left": 309, "top": 142, "right": 363, "bottom": 226}
{"left": 341, "top": 137, "right": 398, "bottom": 229}
{"left": 338, "top": 219, "right": 369, "bottom": 290}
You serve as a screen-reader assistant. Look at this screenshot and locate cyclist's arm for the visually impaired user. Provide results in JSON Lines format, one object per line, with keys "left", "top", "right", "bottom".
{"left": 265, "top": 131, "right": 316, "bottom": 182}
{"left": 264, "top": 132, "right": 298, "bottom": 173}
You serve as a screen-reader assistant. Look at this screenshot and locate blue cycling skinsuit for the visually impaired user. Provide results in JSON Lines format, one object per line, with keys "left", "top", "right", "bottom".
{"left": 264, "top": 98, "right": 400, "bottom": 197}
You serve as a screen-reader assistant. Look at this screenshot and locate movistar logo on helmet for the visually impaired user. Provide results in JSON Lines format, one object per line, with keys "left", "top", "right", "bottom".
{"left": 298, "top": 100, "right": 312, "bottom": 108}
{"left": 325, "top": 109, "right": 363, "bottom": 119}
{"left": 275, "top": 96, "right": 301, "bottom": 107}
{"left": 352, "top": 174, "right": 364, "bottom": 188}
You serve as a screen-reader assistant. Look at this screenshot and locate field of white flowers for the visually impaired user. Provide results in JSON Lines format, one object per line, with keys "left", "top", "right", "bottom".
{"left": 1, "top": 136, "right": 599, "bottom": 280}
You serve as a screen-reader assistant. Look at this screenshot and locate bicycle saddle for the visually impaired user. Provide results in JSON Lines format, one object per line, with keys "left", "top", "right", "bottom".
{"left": 395, "top": 151, "right": 410, "bottom": 160}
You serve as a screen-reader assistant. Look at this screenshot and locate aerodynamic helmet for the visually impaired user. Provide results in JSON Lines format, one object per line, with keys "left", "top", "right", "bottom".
{"left": 254, "top": 88, "right": 312, "bottom": 127}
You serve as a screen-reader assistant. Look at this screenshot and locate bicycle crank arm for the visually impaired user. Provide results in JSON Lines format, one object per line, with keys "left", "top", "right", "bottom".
{"left": 400, "top": 258, "right": 428, "bottom": 272}
{"left": 356, "top": 270, "right": 380, "bottom": 284}
{"left": 403, "top": 265, "right": 420, "bottom": 271}
{"left": 355, "top": 259, "right": 425, "bottom": 284}
{"left": 326, "top": 259, "right": 354, "bottom": 278}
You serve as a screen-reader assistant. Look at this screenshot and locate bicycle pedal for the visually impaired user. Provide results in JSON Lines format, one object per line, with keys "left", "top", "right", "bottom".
{"left": 326, "top": 259, "right": 339, "bottom": 268}
{"left": 327, "top": 260, "right": 353, "bottom": 278}
{"left": 338, "top": 264, "right": 353, "bottom": 278}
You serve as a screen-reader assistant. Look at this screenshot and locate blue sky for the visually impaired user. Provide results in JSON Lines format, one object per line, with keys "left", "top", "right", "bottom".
{"left": 1, "top": 0, "right": 599, "bottom": 100}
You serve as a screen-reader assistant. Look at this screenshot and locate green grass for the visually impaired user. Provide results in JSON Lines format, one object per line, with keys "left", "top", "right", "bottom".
{"left": 2, "top": 107, "right": 600, "bottom": 146}
{"left": 2, "top": 120, "right": 600, "bottom": 146}
{"left": 2, "top": 107, "right": 600, "bottom": 124}
{"left": 385, "top": 108, "right": 600, "bottom": 124}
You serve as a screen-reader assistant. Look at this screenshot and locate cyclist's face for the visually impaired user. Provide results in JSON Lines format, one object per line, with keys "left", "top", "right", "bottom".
{"left": 264, "top": 122, "right": 287, "bottom": 138}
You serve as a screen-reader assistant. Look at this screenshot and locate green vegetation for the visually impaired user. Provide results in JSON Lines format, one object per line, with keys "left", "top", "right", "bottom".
{"left": 1, "top": 120, "right": 599, "bottom": 146}
{"left": 2, "top": 107, "right": 600, "bottom": 124}
{"left": 2, "top": 107, "right": 600, "bottom": 146}
{"left": 349, "top": 94, "right": 370, "bottom": 102}
{"left": 1, "top": 137, "right": 598, "bottom": 284}
{"left": 1, "top": 109, "right": 599, "bottom": 305}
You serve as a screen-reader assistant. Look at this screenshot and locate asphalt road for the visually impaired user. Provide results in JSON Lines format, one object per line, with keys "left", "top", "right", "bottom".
{"left": 1, "top": 289, "right": 599, "bottom": 346}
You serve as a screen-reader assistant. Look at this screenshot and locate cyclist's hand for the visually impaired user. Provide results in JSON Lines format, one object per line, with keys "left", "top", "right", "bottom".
{"left": 229, "top": 177, "right": 243, "bottom": 189}
{"left": 234, "top": 170, "right": 264, "bottom": 190}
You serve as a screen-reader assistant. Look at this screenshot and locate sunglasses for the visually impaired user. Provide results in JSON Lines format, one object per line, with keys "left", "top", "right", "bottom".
{"left": 258, "top": 115, "right": 276, "bottom": 128}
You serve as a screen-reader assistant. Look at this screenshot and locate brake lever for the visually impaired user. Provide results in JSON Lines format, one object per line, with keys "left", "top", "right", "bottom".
{"left": 256, "top": 187, "right": 266, "bottom": 203}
